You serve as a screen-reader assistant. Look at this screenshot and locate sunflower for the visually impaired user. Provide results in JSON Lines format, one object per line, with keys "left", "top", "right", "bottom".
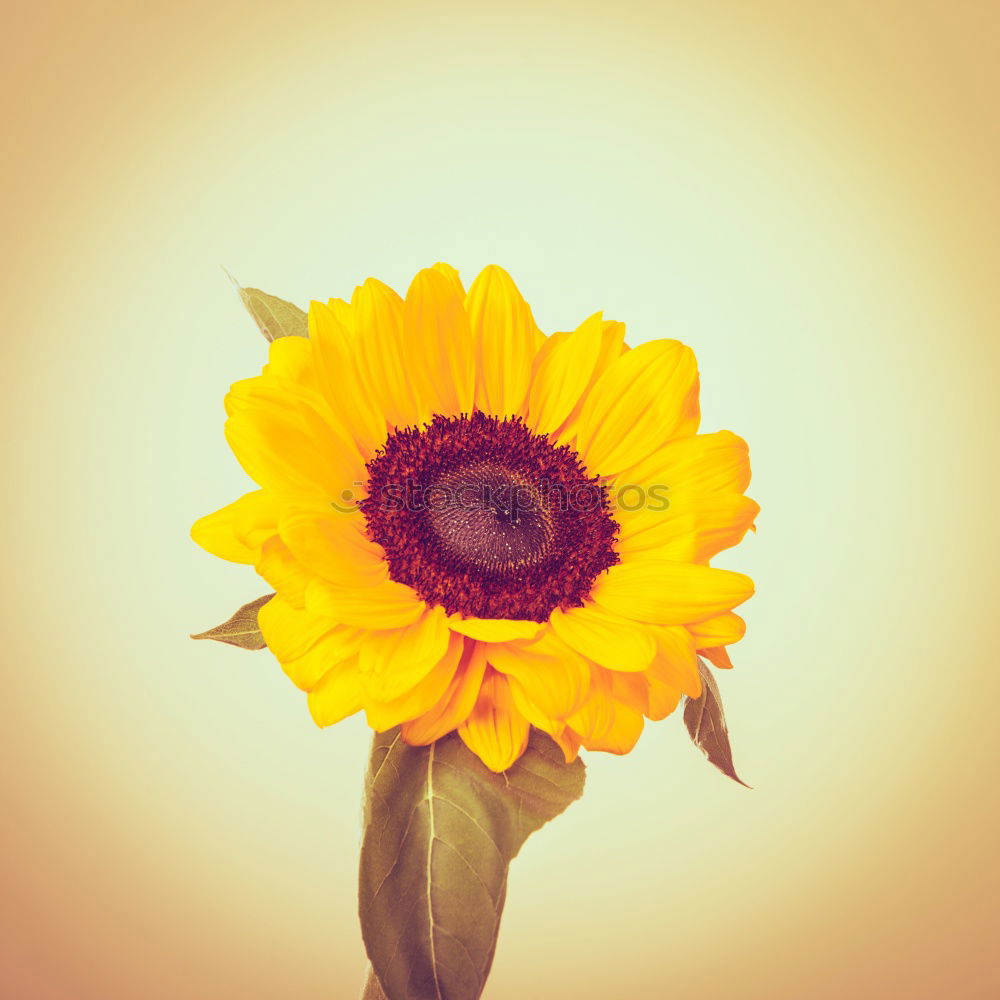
{"left": 192, "top": 264, "right": 757, "bottom": 771}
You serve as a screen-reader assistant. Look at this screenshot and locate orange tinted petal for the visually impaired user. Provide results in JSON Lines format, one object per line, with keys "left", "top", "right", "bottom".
{"left": 649, "top": 625, "right": 701, "bottom": 698}
{"left": 364, "top": 630, "right": 465, "bottom": 731}
{"left": 401, "top": 639, "right": 488, "bottom": 745}
{"left": 458, "top": 668, "right": 530, "bottom": 772}
{"left": 357, "top": 605, "right": 451, "bottom": 702}
{"left": 484, "top": 629, "right": 590, "bottom": 719}
{"left": 701, "top": 646, "right": 734, "bottom": 670}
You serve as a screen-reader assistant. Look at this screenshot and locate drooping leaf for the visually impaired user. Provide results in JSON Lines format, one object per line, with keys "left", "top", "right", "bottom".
{"left": 359, "top": 728, "right": 585, "bottom": 1000}
{"left": 232, "top": 279, "right": 308, "bottom": 342}
{"left": 683, "top": 657, "right": 749, "bottom": 787}
{"left": 190, "top": 594, "right": 273, "bottom": 650}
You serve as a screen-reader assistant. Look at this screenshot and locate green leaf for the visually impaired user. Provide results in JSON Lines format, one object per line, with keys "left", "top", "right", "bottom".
{"left": 190, "top": 594, "right": 273, "bottom": 650}
{"left": 229, "top": 275, "right": 308, "bottom": 342}
{"left": 359, "top": 728, "right": 585, "bottom": 1000}
{"left": 683, "top": 657, "right": 749, "bottom": 787}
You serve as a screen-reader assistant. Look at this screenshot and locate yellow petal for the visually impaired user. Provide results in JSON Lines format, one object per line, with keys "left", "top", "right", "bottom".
{"left": 281, "top": 625, "right": 366, "bottom": 691}
{"left": 649, "top": 625, "right": 701, "bottom": 698}
{"left": 258, "top": 594, "right": 337, "bottom": 664}
{"left": 357, "top": 605, "right": 451, "bottom": 703}
{"left": 553, "top": 320, "right": 628, "bottom": 444}
{"left": 590, "top": 560, "right": 754, "bottom": 625}
{"left": 278, "top": 505, "right": 387, "bottom": 586}
{"left": 621, "top": 430, "right": 751, "bottom": 498}
{"left": 304, "top": 576, "right": 425, "bottom": 629}
{"left": 403, "top": 267, "right": 476, "bottom": 417}
{"left": 645, "top": 671, "right": 682, "bottom": 721}
{"left": 613, "top": 429, "right": 753, "bottom": 541}
{"left": 458, "top": 669, "right": 530, "bottom": 772}
{"left": 350, "top": 277, "right": 420, "bottom": 431}
{"left": 325, "top": 297, "right": 357, "bottom": 338}
{"left": 565, "top": 666, "right": 614, "bottom": 744}
{"left": 689, "top": 612, "right": 746, "bottom": 649}
{"left": 505, "top": 677, "right": 563, "bottom": 734}
{"left": 565, "top": 666, "right": 645, "bottom": 753}
{"left": 575, "top": 339, "right": 700, "bottom": 476}
{"left": 431, "top": 261, "right": 466, "bottom": 297}
{"left": 261, "top": 335, "right": 317, "bottom": 387}
{"left": 307, "top": 658, "right": 364, "bottom": 726}
{"left": 525, "top": 312, "right": 605, "bottom": 436}
{"left": 484, "top": 628, "right": 590, "bottom": 719}
{"left": 402, "top": 639, "right": 488, "bottom": 745}
{"left": 578, "top": 704, "right": 644, "bottom": 755}
{"left": 466, "top": 265, "right": 544, "bottom": 417}
{"left": 191, "top": 490, "right": 280, "bottom": 564}
{"left": 364, "top": 631, "right": 465, "bottom": 731}
{"left": 616, "top": 494, "right": 760, "bottom": 563}
{"left": 308, "top": 301, "right": 389, "bottom": 457}
{"left": 224, "top": 378, "right": 363, "bottom": 497}
{"left": 548, "top": 603, "right": 656, "bottom": 672}
{"left": 255, "top": 536, "right": 311, "bottom": 607}
{"left": 447, "top": 616, "right": 544, "bottom": 642}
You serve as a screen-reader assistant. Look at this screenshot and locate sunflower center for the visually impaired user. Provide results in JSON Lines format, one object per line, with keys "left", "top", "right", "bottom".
{"left": 427, "top": 463, "right": 554, "bottom": 573}
{"left": 360, "top": 412, "right": 619, "bottom": 621}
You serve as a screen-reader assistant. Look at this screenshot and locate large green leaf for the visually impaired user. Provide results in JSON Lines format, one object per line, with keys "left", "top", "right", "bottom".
{"left": 190, "top": 594, "right": 273, "bottom": 650}
{"left": 359, "top": 728, "right": 585, "bottom": 1000}
{"left": 362, "top": 969, "right": 389, "bottom": 1000}
{"left": 684, "top": 657, "right": 749, "bottom": 787}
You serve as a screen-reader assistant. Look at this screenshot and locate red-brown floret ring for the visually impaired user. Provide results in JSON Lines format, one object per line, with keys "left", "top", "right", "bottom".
{"left": 360, "top": 412, "right": 620, "bottom": 622}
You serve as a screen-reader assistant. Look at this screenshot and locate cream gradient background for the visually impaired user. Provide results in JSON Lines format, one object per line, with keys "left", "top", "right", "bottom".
{"left": 3, "top": 1, "right": 998, "bottom": 997}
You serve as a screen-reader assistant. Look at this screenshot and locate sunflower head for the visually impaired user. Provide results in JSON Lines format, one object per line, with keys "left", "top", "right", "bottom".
{"left": 193, "top": 264, "right": 757, "bottom": 771}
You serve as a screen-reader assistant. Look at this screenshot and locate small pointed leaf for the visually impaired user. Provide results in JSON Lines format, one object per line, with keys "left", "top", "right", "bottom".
{"left": 684, "top": 657, "right": 750, "bottom": 787}
{"left": 190, "top": 594, "right": 273, "bottom": 650}
{"left": 360, "top": 728, "right": 585, "bottom": 1000}
{"left": 234, "top": 281, "right": 308, "bottom": 342}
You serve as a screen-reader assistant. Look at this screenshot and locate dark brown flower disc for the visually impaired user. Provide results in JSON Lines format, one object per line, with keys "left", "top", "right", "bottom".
{"left": 360, "top": 412, "right": 619, "bottom": 621}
